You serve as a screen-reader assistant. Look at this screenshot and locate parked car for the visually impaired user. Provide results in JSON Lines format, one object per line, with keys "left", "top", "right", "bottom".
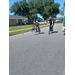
{"left": 39, "top": 21, "right": 47, "bottom": 25}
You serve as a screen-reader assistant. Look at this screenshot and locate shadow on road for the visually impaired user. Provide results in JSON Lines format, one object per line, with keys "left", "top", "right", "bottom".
{"left": 51, "top": 31, "right": 58, "bottom": 34}
{"left": 39, "top": 32, "right": 44, "bottom": 34}
{"left": 35, "top": 32, "right": 44, "bottom": 35}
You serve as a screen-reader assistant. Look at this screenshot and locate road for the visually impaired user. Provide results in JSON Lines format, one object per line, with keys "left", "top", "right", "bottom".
{"left": 9, "top": 23, "right": 65, "bottom": 75}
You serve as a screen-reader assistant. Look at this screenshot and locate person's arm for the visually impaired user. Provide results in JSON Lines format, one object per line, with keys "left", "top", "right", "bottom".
{"left": 51, "top": 19, "right": 53, "bottom": 26}
{"left": 52, "top": 21, "right": 53, "bottom": 26}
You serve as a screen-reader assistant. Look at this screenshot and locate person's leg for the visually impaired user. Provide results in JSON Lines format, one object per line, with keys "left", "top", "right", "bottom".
{"left": 34, "top": 26, "right": 35, "bottom": 30}
{"left": 52, "top": 25, "right": 53, "bottom": 31}
{"left": 36, "top": 26, "right": 37, "bottom": 32}
{"left": 51, "top": 25, "right": 53, "bottom": 32}
{"left": 38, "top": 26, "right": 41, "bottom": 33}
{"left": 38, "top": 26, "right": 40, "bottom": 32}
{"left": 52, "top": 26, "right": 53, "bottom": 31}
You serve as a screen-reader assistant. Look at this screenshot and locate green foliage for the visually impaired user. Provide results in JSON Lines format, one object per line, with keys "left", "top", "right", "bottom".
{"left": 10, "top": 0, "right": 60, "bottom": 20}
{"left": 10, "top": 0, "right": 29, "bottom": 17}
{"left": 42, "top": 0, "right": 60, "bottom": 19}
{"left": 60, "top": 2, "right": 65, "bottom": 16}
{"left": 60, "top": 10, "right": 64, "bottom": 16}
{"left": 38, "top": 0, "right": 60, "bottom": 19}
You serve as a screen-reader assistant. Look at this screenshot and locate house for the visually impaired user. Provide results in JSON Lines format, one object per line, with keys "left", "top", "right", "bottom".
{"left": 26, "top": 17, "right": 43, "bottom": 24}
{"left": 9, "top": 15, "right": 28, "bottom": 26}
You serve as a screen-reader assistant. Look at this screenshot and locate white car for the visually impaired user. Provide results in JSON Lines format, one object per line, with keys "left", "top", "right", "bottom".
{"left": 39, "top": 21, "right": 47, "bottom": 25}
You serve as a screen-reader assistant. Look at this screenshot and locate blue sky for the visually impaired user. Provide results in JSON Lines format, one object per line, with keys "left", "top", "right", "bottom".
{"left": 9, "top": 0, "right": 65, "bottom": 18}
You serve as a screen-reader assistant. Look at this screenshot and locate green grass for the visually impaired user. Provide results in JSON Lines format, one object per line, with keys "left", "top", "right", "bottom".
{"left": 9, "top": 25, "right": 32, "bottom": 31}
{"left": 9, "top": 23, "right": 61, "bottom": 36}
{"left": 9, "top": 29, "right": 31, "bottom": 35}
{"left": 9, "top": 23, "right": 60, "bottom": 31}
{"left": 40, "top": 25, "right": 47, "bottom": 28}
{"left": 9, "top": 24, "right": 48, "bottom": 36}
{"left": 9, "top": 24, "right": 47, "bottom": 31}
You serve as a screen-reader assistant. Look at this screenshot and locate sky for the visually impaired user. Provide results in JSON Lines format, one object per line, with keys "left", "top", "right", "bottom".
{"left": 9, "top": 0, "right": 65, "bottom": 18}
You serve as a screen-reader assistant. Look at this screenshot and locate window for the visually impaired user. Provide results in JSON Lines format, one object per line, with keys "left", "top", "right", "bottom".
{"left": 12, "top": 19, "right": 15, "bottom": 22}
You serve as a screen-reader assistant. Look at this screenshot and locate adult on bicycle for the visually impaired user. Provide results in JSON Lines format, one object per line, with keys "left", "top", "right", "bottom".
{"left": 47, "top": 16, "right": 54, "bottom": 34}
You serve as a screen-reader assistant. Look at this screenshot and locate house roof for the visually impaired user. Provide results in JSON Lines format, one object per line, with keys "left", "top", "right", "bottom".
{"left": 9, "top": 15, "right": 28, "bottom": 20}
{"left": 36, "top": 17, "right": 43, "bottom": 20}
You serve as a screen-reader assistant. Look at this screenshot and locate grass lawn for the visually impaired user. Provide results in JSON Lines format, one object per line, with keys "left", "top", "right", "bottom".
{"left": 9, "top": 29, "right": 31, "bottom": 35}
{"left": 9, "top": 25, "right": 32, "bottom": 31}
{"left": 9, "top": 23, "right": 61, "bottom": 36}
{"left": 9, "top": 24, "right": 48, "bottom": 36}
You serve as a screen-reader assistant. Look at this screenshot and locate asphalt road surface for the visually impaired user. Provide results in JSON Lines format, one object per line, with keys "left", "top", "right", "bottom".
{"left": 9, "top": 23, "right": 65, "bottom": 75}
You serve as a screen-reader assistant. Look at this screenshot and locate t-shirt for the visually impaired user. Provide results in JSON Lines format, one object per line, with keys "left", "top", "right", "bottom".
{"left": 35, "top": 22, "right": 39, "bottom": 26}
{"left": 49, "top": 19, "right": 53, "bottom": 25}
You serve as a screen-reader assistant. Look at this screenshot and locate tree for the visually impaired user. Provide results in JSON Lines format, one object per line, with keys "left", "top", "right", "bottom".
{"left": 60, "top": 2, "right": 65, "bottom": 16}
{"left": 10, "top": 0, "right": 60, "bottom": 20}
{"left": 28, "top": 0, "right": 37, "bottom": 18}
{"left": 40, "top": 0, "right": 60, "bottom": 20}
{"left": 60, "top": 7, "right": 65, "bottom": 16}
{"left": 10, "top": 0, "right": 29, "bottom": 17}
{"left": 10, "top": 0, "right": 37, "bottom": 19}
